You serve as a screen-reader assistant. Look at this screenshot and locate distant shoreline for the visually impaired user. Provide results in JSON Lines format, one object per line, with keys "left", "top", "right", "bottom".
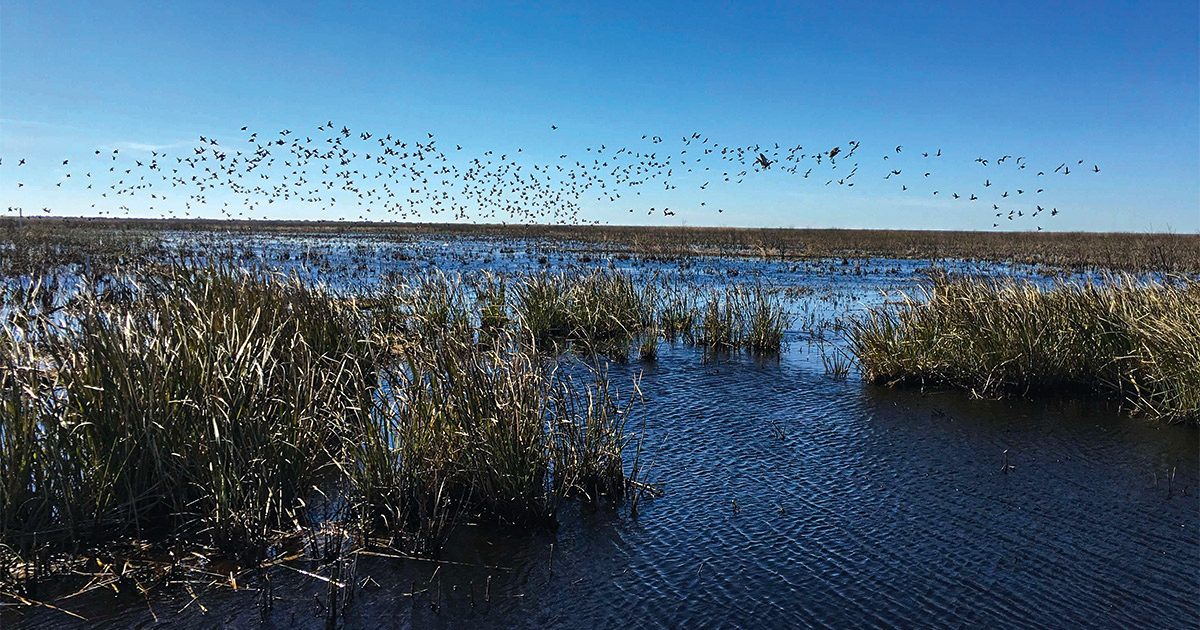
{"left": 4, "top": 216, "right": 1199, "bottom": 273}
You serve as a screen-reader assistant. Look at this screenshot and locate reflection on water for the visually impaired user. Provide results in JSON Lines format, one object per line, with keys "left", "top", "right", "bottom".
{"left": 8, "top": 235, "right": 1197, "bottom": 629}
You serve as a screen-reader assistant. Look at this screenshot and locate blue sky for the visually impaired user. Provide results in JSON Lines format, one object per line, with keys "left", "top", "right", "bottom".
{"left": 1, "top": 1, "right": 1197, "bottom": 231}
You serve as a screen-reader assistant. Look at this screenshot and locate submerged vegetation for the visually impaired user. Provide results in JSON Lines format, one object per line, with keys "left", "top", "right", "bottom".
{"left": 851, "top": 274, "right": 1200, "bottom": 424}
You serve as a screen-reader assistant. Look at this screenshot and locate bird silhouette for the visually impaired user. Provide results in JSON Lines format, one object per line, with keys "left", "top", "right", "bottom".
{"left": 2, "top": 120, "right": 1096, "bottom": 229}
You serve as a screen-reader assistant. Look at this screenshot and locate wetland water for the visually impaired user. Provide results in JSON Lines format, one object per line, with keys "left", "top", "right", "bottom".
{"left": 10, "top": 233, "right": 1198, "bottom": 629}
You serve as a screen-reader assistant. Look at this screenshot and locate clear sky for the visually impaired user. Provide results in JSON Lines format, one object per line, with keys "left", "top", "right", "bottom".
{"left": 1, "top": 1, "right": 1197, "bottom": 232}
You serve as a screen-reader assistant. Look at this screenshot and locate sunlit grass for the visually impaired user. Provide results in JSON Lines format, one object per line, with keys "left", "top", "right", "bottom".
{"left": 695, "top": 284, "right": 791, "bottom": 353}
{"left": 850, "top": 274, "right": 1200, "bottom": 423}
{"left": 0, "top": 266, "right": 647, "bottom": 587}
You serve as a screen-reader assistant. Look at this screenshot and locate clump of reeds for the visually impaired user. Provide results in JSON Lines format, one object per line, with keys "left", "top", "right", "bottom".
{"left": 349, "top": 331, "right": 639, "bottom": 552}
{"left": 695, "top": 284, "right": 791, "bottom": 353}
{"left": 567, "top": 271, "right": 643, "bottom": 359}
{"left": 850, "top": 274, "right": 1200, "bottom": 423}
{"left": 372, "top": 272, "right": 473, "bottom": 350}
{"left": 697, "top": 288, "right": 739, "bottom": 350}
{"left": 353, "top": 335, "right": 553, "bottom": 549}
{"left": 658, "top": 286, "right": 698, "bottom": 343}
{"left": 638, "top": 326, "right": 660, "bottom": 361}
{"left": 513, "top": 271, "right": 573, "bottom": 347}
{"left": 743, "top": 284, "right": 791, "bottom": 351}
{"left": 471, "top": 271, "right": 509, "bottom": 342}
{"left": 1, "top": 267, "right": 376, "bottom": 570}
{"left": 1, "top": 266, "right": 649, "bottom": 590}
{"left": 513, "top": 270, "right": 654, "bottom": 357}
{"left": 550, "top": 366, "right": 639, "bottom": 503}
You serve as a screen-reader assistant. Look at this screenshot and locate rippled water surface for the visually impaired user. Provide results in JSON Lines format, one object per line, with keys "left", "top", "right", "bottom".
{"left": 9, "top": 234, "right": 1198, "bottom": 629}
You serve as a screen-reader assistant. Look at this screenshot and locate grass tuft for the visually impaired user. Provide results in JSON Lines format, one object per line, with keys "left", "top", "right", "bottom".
{"left": 850, "top": 274, "right": 1200, "bottom": 423}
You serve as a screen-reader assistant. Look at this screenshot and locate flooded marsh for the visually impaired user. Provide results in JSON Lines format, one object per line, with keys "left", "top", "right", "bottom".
{"left": 1, "top": 224, "right": 1196, "bottom": 629}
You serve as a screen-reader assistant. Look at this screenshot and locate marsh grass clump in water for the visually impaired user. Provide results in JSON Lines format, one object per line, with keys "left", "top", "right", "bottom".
{"left": 349, "top": 333, "right": 640, "bottom": 552}
{"left": 353, "top": 337, "right": 556, "bottom": 549}
{"left": 850, "top": 274, "right": 1200, "bottom": 423}
{"left": 514, "top": 272, "right": 573, "bottom": 347}
{"left": 550, "top": 365, "right": 638, "bottom": 504}
{"left": 513, "top": 270, "right": 655, "bottom": 357}
{"left": 373, "top": 273, "right": 474, "bottom": 350}
{"left": 0, "top": 267, "right": 376, "bottom": 574}
{"left": 471, "top": 271, "right": 509, "bottom": 342}
{"left": 742, "top": 284, "right": 791, "bottom": 352}
{"left": 638, "top": 326, "right": 660, "bottom": 361}
{"left": 1, "top": 266, "right": 648, "bottom": 590}
{"left": 697, "top": 288, "right": 739, "bottom": 350}
{"left": 658, "top": 286, "right": 699, "bottom": 343}
{"left": 695, "top": 284, "right": 791, "bottom": 353}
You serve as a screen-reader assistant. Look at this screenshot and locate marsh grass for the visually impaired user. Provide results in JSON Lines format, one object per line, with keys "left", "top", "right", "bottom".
{"left": 0, "top": 263, "right": 786, "bottom": 590}
{"left": 850, "top": 274, "right": 1200, "bottom": 423}
{"left": 820, "top": 345, "right": 853, "bottom": 379}
{"left": 355, "top": 337, "right": 555, "bottom": 550}
{"left": 364, "top": 269, "right": 778, "bottom": 360}
{"left": 697, "top": 289, "right": 739, "bottom": 350}
{"left": 513, "top": 270, "right": 655, "bottom": 359}
{"left": 471, "top": 271, "right": 509, "bottom": 342}
{"left": 695, "top": 284, "right": 791, "bottom": 353}
{"left": 1, "top": 267, "right": 375, "bottom": 575}
{"left": 1, "top": 266, "right": 647, "bottom": 591}
{"left": 513, "top": 271, "right": 573, "bottom": 348}
{"left": 550, "top": 365, "right": 639, "bottom": 504}
{"left": 373, "top": 272, "right": 474, "bottom": 350}
{"left": 351, "top": 335, "right": 642, "bottom": 557}
{"left": 12, "top": 218, "right": 1198, "bottom": 274}
{"left": 638, "top": 326, "right": 660, "bottom": 361}
{"left": 659, "top": 286, "right": 698, "bottom": 343}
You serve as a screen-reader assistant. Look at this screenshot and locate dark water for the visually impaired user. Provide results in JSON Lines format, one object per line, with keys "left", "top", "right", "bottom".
{"left": 7, "top": 235, "right": 1197, "bottom": 629}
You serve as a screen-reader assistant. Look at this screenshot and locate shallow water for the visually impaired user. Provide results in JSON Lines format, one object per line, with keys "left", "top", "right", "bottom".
{"left": 7, "top": 234, "right": 1197, "bottom": 629}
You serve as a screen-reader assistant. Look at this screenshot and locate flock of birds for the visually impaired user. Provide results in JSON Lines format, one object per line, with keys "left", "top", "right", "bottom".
{"left": 2, "top": 122, "right": 1101, "bottom": 229}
